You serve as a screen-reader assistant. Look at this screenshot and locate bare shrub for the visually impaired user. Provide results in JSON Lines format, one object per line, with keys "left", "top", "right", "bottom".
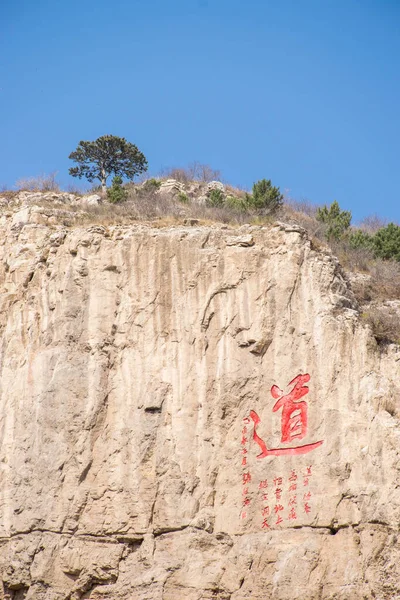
{"left": 66, "top": 183, "right": 86, "bottom": 195}
{"left": 16, "top": 172, "right": 60, "bottom": 192}
{"left": 160, "top": 162, "right": 222, "bottom": 184}
{"left": 285, "top": 197, "right": 320, "bottom": 217}
{"left": 135, "top": 171, "right": 158, "bottom": 184}
{"left": 359, "top": 214, "right": 389, "bottom": 233}
{"left": 368, "top": 260, "right": 400, "bottom": 301}
{"left": 362, "top": 305, "right": 400, "bottom": 345}
{"left": 330, "top": 239, "right": 374, "bottom": 273}
{"left": 160, "top": 167, "right": 191, "bottom": 184}
{"left": 189, "top": 161, "right": 221, "bottom": 183}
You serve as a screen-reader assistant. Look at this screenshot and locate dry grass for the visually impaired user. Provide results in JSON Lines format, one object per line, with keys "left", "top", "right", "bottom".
{"left": 71, "top": 190, "right": 258, "bottom": 228}
{"left": 282, "top": 203, "right": 327, "bottom": 240}
{"left": 0, "top": 190, "right": 18, "bottom": 200}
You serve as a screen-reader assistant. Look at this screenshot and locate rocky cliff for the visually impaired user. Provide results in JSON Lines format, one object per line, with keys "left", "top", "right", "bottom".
{"left": 0, "top": 202, "right": 400, "bottom": 599}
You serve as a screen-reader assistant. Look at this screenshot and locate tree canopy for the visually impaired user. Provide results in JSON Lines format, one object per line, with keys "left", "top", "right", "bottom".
{"left": 68, "top": 135, "right": 148, "bottom": 191}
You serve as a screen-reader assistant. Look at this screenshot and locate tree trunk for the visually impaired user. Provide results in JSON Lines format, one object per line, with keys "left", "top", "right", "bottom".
{"left": 101, "top": 168, "right": 107, "bottom": 192}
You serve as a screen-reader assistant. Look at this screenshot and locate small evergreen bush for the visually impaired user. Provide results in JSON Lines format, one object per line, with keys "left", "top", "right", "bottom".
{"left": 206, "top": 188, "right": 225, "bottom": 207}
{"left": 245, "top": 179, "right": 283, "bottom": 213}
{"left": 225, "top": 195, "right": 247, "bottom": 211}
{"left": 316, "top": 200, "right": 351, "bottom": 240}
{"left": 107, "top": 175, "right": 128, "bottom": 204}
{"left": 178, "top": 192, "right": 189, "bottom": 204}
{"left": 349, "top": 229, "right": 373, "bottom": 250}
{"left": 372, "top": 223, "right": 400, "bottom": 261}
{"left": 143, "top": 178, "right": 161, "bottom": 190}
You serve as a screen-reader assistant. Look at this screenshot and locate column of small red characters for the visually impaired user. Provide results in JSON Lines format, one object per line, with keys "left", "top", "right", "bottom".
{"left": 259, "top": 478, "right": 270, "bottom": 529}
{"left": 303, "top": 465, "right": 313, "bottom": 514}
{"left": 241, "top": 417, "right": 251, "bottom": 520}
{"left": 287, "top": 470, "right": 298, "bottom": 521}
{"left": 273, "top": 476, "right": 284, "bottom": 526}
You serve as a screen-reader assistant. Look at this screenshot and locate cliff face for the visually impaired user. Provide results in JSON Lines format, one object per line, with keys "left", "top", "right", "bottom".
{"left": 0, "top": 207, "right": 400, "bottom": 600}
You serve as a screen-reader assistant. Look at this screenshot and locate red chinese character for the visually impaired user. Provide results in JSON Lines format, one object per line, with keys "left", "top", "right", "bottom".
{"left": 242, "top": 457, "right": 247, "bottom": 466}
{"left": 289, "top": 470, "right": 298, "bottom": 481}
{"left": 262, "top": 493, "right": 269, "bottom": 502}
{"left": 262, "top": 506, "right": 270, "bottom": 516}
{"left": 288, "top": 507, "right": 297, "bottom": 520}
{"left": 305, "top": 465, "right": 312, "bottom": 476}
{"left": 262, "top": 518, "right": 270, "bottom": 529}
{"left": 243, "top": 497, "right": 251, "bottom": 507}
{"left": 304, "top": 502, "right": 311, "bottom": 514}
{"left": 273, "top": 477, "right": 283, "bottom": 486}
{"left": 259, "top": 479, "right": 268, "bottom": 489}
{"left": 274, "top": 488, "right": 282, "bottom": 500}
{"left": 289, "top": 483, "right": 297, "bottom": 492}
{"left": 289, "top": 496, "right": 297, "bottom": 506}
{"left": 241, "top": 511, "right": 247, "bottom": 519}
{"left": 243, "top": 417, "right": 250, "bottom": 424}
{"left": 276, "top": 514, "right": 283, "bottom": 525}
{"left": 249, "top": 374, "right": 324, "bottom": 458}
{"left": 241, "top": 436, "right": 248, "bottom": 446}
{"left": 303, "top": 477, "right": 309, "bottom": 486}
{"left": 243, "top": 472, "right": 251, "bottom": 485}
{"left": 242, "top": 426, "right": 248, "bottom": 434}
{"left": 272, "top": 374, "right": 311, "bottom": 443}
{"left": 243, "top": 487, "right": 249, "bottom": 495}
{"left": 242, "top": 448, "right": 248, "bottom": 455}
{"left": 274, "top": 504, "right": 284, "bottom": 513}
{"left": 303, "top": 492, "right": 312, "bottom": 501}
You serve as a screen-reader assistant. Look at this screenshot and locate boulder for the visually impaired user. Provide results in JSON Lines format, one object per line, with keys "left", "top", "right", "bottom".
{"left": 206, "top": 181, "right": 225, "bottom": 194}
{"left": 81, "top": 194, "right": 102, "bottom": 206}
{"left": 159, "top": 179, "right": 185, "bottom": 197}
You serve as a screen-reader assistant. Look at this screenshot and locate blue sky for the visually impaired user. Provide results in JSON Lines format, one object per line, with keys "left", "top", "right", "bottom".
{"left": 1, "top": 0, "right": 399, "bottom": 222}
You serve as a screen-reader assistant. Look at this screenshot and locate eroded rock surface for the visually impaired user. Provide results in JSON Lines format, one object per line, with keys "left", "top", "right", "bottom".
{"left": 0, "top": 215, "right": 399, "bottom": 599}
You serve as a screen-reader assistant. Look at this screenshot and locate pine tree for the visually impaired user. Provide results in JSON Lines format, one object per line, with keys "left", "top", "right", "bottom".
{"left": 247, "top": 179, "right": 283, "bottom": 213}
{"left": 69, "top": 135, "right": 147, "bottom": 191}
{"left": 316, "top": 201, "right": 351, "bottom": 240}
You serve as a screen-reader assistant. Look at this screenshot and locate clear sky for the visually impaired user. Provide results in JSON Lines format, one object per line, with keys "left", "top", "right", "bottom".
{"left": 1, "top": 0, "right": 399, "bottom": 222}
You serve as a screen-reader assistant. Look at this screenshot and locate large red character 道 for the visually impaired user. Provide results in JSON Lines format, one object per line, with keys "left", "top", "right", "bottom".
{"left": 250, "top": 374, "right": 324, "bottom": 458}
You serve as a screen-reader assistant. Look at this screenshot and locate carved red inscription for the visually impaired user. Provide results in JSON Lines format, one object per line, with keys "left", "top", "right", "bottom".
{"left": 250, "top": 374, "right": 324, "bottom": 458}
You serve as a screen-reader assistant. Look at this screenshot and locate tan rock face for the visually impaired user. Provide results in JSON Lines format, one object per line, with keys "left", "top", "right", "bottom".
{"left": 0, "top": 216, "right": 399, "bottom": 599}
